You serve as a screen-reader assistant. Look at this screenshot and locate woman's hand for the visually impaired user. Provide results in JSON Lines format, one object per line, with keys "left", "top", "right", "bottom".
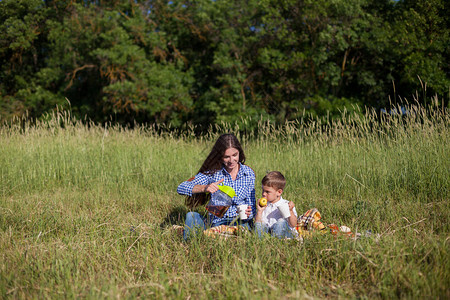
{"left": 204, "top": 178, "right": 224, "bottom": 194}
{"left": 191, "top": 178, "right": 224, "bottom": 194}
{"left": 245, "top": 205, "right": 252, "bottom": 218}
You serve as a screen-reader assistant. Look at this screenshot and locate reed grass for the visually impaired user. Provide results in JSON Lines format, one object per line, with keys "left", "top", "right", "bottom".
{"left": 0, "top": 101, "right": 448, "bottom": 299}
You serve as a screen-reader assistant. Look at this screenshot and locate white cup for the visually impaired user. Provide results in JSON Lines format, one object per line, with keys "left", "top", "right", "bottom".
{"left": 278, "top": 202, "right": 291, "bottom": 218}
{"left": 237, "top": 204, "right": 248, "bottom": 219}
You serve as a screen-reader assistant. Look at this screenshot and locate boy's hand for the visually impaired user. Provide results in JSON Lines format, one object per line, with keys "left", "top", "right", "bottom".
{"left": 288, "top": 201, "right": 295, "bottom": 211}
{"left": 254, "top": 201, "right": 266, "bottom": 222}
{"left": 257, "top": 197, "right": 268, "bottom": 209}
{"left": 256, "top": 201, "right": 267, "bottom": 213}
{"left": 287, "top": 201, "right": 297, "bottom": 228}
{"left": 256, "top": 202, "right": 266, "bottom": 210}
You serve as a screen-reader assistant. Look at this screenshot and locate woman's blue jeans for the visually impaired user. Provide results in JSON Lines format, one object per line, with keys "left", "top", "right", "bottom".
{"left": 183, "top": 212, "right": 253, "bottom": 240}
{"left": 255, "top": 219, "right": 294, "bottom": 239}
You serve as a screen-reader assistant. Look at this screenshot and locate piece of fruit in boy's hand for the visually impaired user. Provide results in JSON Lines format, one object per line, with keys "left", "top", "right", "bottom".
{"left": 259, "top": 197, "right": 267, "bottom": 207}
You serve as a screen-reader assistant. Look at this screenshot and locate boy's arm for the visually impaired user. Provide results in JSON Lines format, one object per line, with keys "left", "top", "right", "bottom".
{"left": 288, "top": 201, "right": 297, "bottom": 227}
{"left": 254, "top": 201, "right": 266, "bottom": 222}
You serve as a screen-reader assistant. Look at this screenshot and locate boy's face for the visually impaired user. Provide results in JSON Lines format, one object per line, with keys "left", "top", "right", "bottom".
{"left": 261, "top": 185, "right": 282, "bottom": 203}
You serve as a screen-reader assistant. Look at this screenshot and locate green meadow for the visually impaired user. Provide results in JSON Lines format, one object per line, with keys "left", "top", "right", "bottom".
{"left": 1, "top": 104, "right": 448, "bottom": 299}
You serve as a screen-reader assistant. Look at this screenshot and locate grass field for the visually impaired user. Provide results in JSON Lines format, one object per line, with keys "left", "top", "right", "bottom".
{"left": 1, "top": 103, "right": 449, "bottom": 299}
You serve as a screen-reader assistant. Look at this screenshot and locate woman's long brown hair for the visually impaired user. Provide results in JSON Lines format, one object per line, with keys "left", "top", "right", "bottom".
{"left": 185, "top": 133, "right": 246, "bottom": 208}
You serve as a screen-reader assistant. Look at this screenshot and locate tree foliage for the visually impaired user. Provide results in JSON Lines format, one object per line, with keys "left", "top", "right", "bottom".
{"left": 0, "top": 0, "right": 448, "bottom": 126}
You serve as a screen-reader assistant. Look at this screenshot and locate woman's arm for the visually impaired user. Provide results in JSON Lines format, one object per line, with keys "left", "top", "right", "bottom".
{"left": 177, "top": 173, "right": 209, "bottom": 196}
{"left": 177, "top": 173, "right": 224, "bottom": 196}
{"left": 192, "top": 178, "right": 224, "bottom": 194}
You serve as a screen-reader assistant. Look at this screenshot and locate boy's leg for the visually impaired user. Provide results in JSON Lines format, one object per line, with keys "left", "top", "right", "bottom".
{"left": 183, "top": 212, "right": 206, "bottom": 241}
{"left": 271, "top": 219, "right": 294, "bottom": 239}
{"left": 254, "top": 222, "right": 270, "bottom": 238}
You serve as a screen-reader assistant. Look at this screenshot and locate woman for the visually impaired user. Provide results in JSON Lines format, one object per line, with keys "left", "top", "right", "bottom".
{"left": 177, "top": 133, "right": 256, "bottom": 240}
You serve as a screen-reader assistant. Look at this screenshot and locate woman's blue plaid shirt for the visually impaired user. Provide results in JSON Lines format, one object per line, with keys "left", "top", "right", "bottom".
{"left": 177, "top": 163, "right": 256, "bottom": 224}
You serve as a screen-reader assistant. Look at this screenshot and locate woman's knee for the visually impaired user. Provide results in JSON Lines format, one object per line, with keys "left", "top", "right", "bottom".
{"left": 185, "top": 212, "right": 203, "bottom": 226}
{"left": 183, "top": 212, "right": 205, "bottom": 241}
{"left": 185, "top": 211, "right": 198, "bottom": 221}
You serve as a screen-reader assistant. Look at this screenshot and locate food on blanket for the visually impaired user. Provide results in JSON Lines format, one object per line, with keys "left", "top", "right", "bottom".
{"left": 259, "top": 197, "right": 267, "bottom": 207}
{"left": 205, "top": 205, "right": 229, "bottom": 218}
{"left": 339, "top": 225, "right": 351, "bottom": 233}
{"left": 296, "top": 209, "right": 358, "bottom": 240}
{"left": 328, "top": 224, "right": 339, "bottom": 235}
{"left": 328, "top": 224, "right": 354, "bottom": 237}
{"left": 203, "top": 225, "right": 247, "bottom": 238}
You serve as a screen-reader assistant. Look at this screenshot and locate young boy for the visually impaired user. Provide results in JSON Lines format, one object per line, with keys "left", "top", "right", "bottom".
{"left": 254, "top": 171, "right": 298, "bottom": 239}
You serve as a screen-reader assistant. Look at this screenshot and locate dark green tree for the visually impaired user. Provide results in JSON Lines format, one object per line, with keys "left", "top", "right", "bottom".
{"left": 45, "top": 0, "right": 193, "bottom": 125}
{"left": 1, "top": 0, "right": 194, "bottom": 125}
{"left": 388, "top": 0, "right": 449, "bottom": 106}
{"left": 0, "top": 0, "right": 58, "bottom": 119}
{"left": 0, "top": 0, "right": 448, "bottom": 126}
{"left": 152, "top": 0, "right": 268, "bottom": 128}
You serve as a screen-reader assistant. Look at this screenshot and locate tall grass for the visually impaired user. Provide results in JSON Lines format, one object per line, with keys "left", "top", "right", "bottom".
{"left": 0, "top": 102, "right": 448, "bottom": 299}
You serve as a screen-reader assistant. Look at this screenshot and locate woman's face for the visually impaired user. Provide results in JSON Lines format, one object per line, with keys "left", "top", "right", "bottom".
{"left": 222, "top": 147, "right": 240, "bottom": 172}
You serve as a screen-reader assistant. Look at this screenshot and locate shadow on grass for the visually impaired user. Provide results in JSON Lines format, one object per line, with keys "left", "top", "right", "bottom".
{"left": 160, "top": 206, "right": 209, "bottom": 229}
{"left": 159, "top": 205, "right": 188, "bottom": 229}
{"left": 159, "top": 206, "right": 204, "bottom": 225}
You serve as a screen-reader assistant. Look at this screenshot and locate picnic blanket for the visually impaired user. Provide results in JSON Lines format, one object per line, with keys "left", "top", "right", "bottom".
{"left": 296, "top": 208, "right": 326, "bottom": 235}
{"left": 295, "top": 208, "right": 355, "bottom": 238}
{"left": 175, "top": 208, "right": 357, "bottom": 239}
{"left": 171, "top": 224, "right": 249, "bottom": 239}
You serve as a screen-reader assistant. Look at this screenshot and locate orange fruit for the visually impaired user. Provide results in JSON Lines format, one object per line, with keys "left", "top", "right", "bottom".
{"left": 259, "top": 197, "right": 267, "bottom": 207}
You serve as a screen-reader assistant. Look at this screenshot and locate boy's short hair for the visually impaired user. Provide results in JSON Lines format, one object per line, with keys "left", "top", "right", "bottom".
{"left": 262, "top": 171, "right": 286, "bottom": 190}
